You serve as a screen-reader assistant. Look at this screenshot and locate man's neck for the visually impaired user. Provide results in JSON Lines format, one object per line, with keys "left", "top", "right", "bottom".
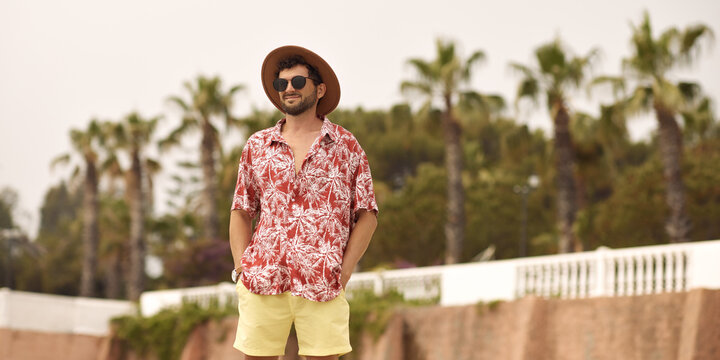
{"left": 283, "top": 110, "right": 323, "bottom": 135}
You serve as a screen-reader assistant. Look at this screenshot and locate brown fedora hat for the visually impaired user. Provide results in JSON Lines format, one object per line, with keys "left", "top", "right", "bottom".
{"left": 261, "top": 45, "right": 340, "bottom": 116}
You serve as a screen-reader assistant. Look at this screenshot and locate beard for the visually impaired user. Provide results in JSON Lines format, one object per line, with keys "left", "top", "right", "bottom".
{"left": 281, "top": 90, "right": 318, "bottom": 116}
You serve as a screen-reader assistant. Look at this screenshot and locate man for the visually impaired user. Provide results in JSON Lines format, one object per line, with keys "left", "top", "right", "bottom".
{"left": 229, "top": 45, "right": 378, "bottom": 360}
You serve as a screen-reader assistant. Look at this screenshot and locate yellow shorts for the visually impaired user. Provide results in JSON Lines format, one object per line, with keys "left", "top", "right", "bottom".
{"left": 233, "top": 282, "right": 352, "bottom": 357}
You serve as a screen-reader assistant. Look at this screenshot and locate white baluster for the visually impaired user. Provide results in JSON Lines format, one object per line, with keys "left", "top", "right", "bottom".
{"left": 578, "top": 261, "right": 587, "bottom": 298}
{"left": 537, "top": 265, "right": 544, "bottom": 297}
{"left": 627, "top": 256, "right": 635, "bottom": 295}
{"left": 678, "top": 251, "right": 688, "bottom": 291}
{"left": 525, "top": 266, "right": 532, "bottom": 296}
{"left": 636, "top": 255, "right": 645, "bottom": 295}
{"left": 594, "top": 248, "right": 608, "bottom": 297}
{"left": 675, "top": 252, "right": 686, "bottom": 291}
{"left": 618, "top": 257, "right": 626, "bottom": 296}
{"left": 562, "top": 263, "right": 568, "bottom": 298}
{"left": 543, "top": 264, "right": 551, "bottom": 297}
{"left": 516, "top": 266, "right": 526, "bottom": 298}
{"left": 552, "top": 263, "right": 560, "bottom": 298}
{"left": 568, "top": 262, "right": 580, "bottom": 298}
{"left": 666, "top": 252, "right": 675, "bottom": 292}
{"left": 645, "top": 255, "right": 654, "bottom": 294}
{"left": 654, "top": 253, "right": 664, "bottom": 293}
{"left": 524, "top": 266, "right": 532, "bottom": 296}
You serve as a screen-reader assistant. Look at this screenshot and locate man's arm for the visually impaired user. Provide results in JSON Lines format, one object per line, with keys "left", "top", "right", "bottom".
{"left": 340, "top": 209, "right": 378, "bottom": 289}
{"left": 229, "top": 209, "right": 253, "bottom": 274}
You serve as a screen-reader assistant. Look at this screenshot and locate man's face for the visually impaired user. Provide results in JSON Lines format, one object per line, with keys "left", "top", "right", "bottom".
{"left": 277, "top": 65, "right": 325, "bottom": 116}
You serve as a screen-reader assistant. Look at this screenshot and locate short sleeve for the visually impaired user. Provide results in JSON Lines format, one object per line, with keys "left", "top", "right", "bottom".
{"left": 351, "top": 145, "right": 378, "bottom": 219}
{"left": 231, "top": 143, "right": 260, "bottom": 219}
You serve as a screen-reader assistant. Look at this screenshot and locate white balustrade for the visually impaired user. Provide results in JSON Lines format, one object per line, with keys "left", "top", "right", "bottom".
{"left": 4, "top": 240, "right": 717, "bottom": 335}
{"left": 0, "top": 288, "right": 135, "bottom": 336}
{"left": 134, "top": 239, "right": 720, "bottom": 315}
{"left": 139, "top": 282, "right": 237, "bottom": 317}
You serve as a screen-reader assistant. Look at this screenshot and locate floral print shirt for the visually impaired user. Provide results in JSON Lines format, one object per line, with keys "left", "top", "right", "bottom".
{"left": 232, "top": 117, "right": 378, "bottom": 302}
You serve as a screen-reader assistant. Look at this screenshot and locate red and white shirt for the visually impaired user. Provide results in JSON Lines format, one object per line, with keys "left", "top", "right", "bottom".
{"left": 232, "top": 117, "right": 378, "bottom": 302}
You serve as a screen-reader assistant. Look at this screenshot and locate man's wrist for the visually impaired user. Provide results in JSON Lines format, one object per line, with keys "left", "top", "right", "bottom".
{"left": 231, "top": 267, "right": 242, "bottom": 283}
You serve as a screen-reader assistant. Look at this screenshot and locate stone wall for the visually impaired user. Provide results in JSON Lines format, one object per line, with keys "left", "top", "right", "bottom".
{"left": 0, "top": 328, "right": 108, "bottom": 360}
{"left": 1, "top": 288, "right": 718, "bottom": 360}
{"left": 358, "top": 288, "right": 720, "bottom": 360}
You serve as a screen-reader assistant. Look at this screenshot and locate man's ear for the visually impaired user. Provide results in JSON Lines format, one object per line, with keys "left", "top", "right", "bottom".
{"left": 316, "top": 83, "right": 326, "bottom": 99}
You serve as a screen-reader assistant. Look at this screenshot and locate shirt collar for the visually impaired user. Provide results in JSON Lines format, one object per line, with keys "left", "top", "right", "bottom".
{"left": 266, "top": 116, "right": 337, "bottom": 146}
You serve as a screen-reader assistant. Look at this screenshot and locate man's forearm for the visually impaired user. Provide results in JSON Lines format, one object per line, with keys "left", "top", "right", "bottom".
{"left": 341, "top": 210, "right": 378, "bottom": 287}
{"left": 229, "top": 210, "right": 253, "bottom": 270}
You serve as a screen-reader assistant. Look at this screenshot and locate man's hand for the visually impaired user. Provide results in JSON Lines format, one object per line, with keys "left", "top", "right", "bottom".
{"left": 340, "top": 269, "right": 352, "bottom": 290}
{"left": 229, "top": 210, "right": 252, "bottom": 271}
{"left": 340, "top": 210, "right": 377, "bottom": 291}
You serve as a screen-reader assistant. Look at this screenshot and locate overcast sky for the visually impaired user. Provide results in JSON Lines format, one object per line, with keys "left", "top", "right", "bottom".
{"left": 1, "top": 0, "right": 718, "bottom": 235}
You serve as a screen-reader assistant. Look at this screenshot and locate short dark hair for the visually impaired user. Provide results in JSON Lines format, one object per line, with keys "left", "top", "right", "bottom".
{"left": 275, "top": 55, "right": 323, "bottom": 85}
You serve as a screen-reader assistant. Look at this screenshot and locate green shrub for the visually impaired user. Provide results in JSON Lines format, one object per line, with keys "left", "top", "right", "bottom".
{"left": 346, "top": 288, "right": 438, "bottom": 358}
{"left": 111, "top": 297, "right": 235, "bottom": 360}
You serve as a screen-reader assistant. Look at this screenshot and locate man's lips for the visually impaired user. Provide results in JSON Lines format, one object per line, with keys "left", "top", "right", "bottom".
{"left": 283, "top": 94, "right": 301, "bottom": 100}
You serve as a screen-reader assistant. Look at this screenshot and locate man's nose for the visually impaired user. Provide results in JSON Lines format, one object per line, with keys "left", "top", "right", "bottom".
{"left": 284, "top": 80, "right": 296, "bottom": 92}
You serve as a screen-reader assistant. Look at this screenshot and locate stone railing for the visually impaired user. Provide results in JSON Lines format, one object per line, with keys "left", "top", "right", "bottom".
{"left": 138, "top": 239, "right": 720, "bottom": 314}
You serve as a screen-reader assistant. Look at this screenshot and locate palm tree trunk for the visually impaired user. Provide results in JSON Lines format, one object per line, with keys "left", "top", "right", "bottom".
{"left": 80, "top": 159, "right": 99, "bottom": 297}
{"left": 104, "top": 250, "right": 122, "bottom": 299}
{"left": 552, "top": 100, "right": 578, "bottom": 253}
{"left": 654, "top": 102, "right": 690, "bottom": 242}
{"left": 442, "top": 95, "right": 465, "bottom": 264}
{"left": 201, "top": 117, "right": 219, "bottom": 242}
{"left": 127, "top": 148, "right": 145, "bottom": 301}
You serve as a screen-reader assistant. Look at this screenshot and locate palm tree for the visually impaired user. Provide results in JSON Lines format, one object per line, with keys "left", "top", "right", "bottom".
{"left": 161, "top": 75, "right": 244, "bottom": 242}
{"left": 401, "top": 39, "right": 488, "bottom": 264}
{"left": 510, "top": 38, "right": 599, "bottom": 253}
{"left": 104, "top": 113, "right": 160, "bottom": 301}
{"left": 52, "top": 120, "right": 105, "bottom": 297}
{"left": 681, "top": 96, "right": 716, "bottom": 146}
{"left": 595, "top": 12, "right": 714, "bottom": 242}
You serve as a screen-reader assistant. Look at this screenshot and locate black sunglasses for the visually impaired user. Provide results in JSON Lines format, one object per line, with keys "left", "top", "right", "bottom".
{"left": 272, "top": 76, "right": 318, "bottom": 92}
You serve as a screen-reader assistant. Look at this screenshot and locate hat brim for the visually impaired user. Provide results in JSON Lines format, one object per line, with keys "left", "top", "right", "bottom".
{"left": 261, "top": 46, "right": 340, "bottom": 116}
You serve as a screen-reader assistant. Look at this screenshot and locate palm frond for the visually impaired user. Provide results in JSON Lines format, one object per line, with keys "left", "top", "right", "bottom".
{"left": 589, "top": 76, "right": 627, "bottom": 100}
{"left": 436, "top": 38, "right": 456, "bottom": 67}
{"left": 516, "top": 78, "right": 540, "bottom": 105}
{"left": 653, "top": 78, "right": 687, "bottom": 110}
{"left": 228, "top": 84, "right": 245, "bottom": 95}
{"left": 508, "top": 62, "right": 535, "bottom": 79}
{"left": 167, "top": 96, "right": 190, "bottom": 112}
{"left": 99, "top": 154, "right": 123, "bottom": 178}
{"left": 460, "top": 91, "right": 506, "bottom": 115}
{"left": 599, "top": 103, "right": 629, "bottom": 139}
{"left": 145, "top": 158, "right": 162, "bottom": 175}
{"left": 406, "top": 58, "right": 436, "bottom": 81}
{"left": 462, "top": 50, "right": 487, "bottom": 80}
{"left": 535, "top": 39, "right": 566, "bottom": 77}
{"left": 677, "top": 24, "right": 714, "bottom": 67}
{"left": 677, "top": 82, "right": 702, "bottom": 103}
{"left": 400, "top": 81, "right": 433, "bottom": 97}
{"left": 50, "top": 153, "right": 71, "bottom": 170}
{"left": 625, "top": 86, "right": 654, "bottom": 116}
{"left": 176, "top": 161, "right": 199, "bottom": 169}
{"left": 159, "top": 116, "right": 197, "bottom": 152}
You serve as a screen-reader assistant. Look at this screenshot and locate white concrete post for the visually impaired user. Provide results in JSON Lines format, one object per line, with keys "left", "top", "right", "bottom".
{"left": 0, "top": 287, "right": 9, "bottom": 328}
{"left": 593, "top": 247, "right": 609, "bottom": 297}
{"left": 687, "top": 240, "right": 720, "bottom": 289}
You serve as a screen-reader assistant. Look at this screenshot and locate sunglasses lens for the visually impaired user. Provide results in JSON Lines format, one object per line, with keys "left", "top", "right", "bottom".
{"left": 273, "top": 78, "right": 288, "bottom": 92}
{"left": 291, "top": 76, "right": 307, "bottom": 90}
